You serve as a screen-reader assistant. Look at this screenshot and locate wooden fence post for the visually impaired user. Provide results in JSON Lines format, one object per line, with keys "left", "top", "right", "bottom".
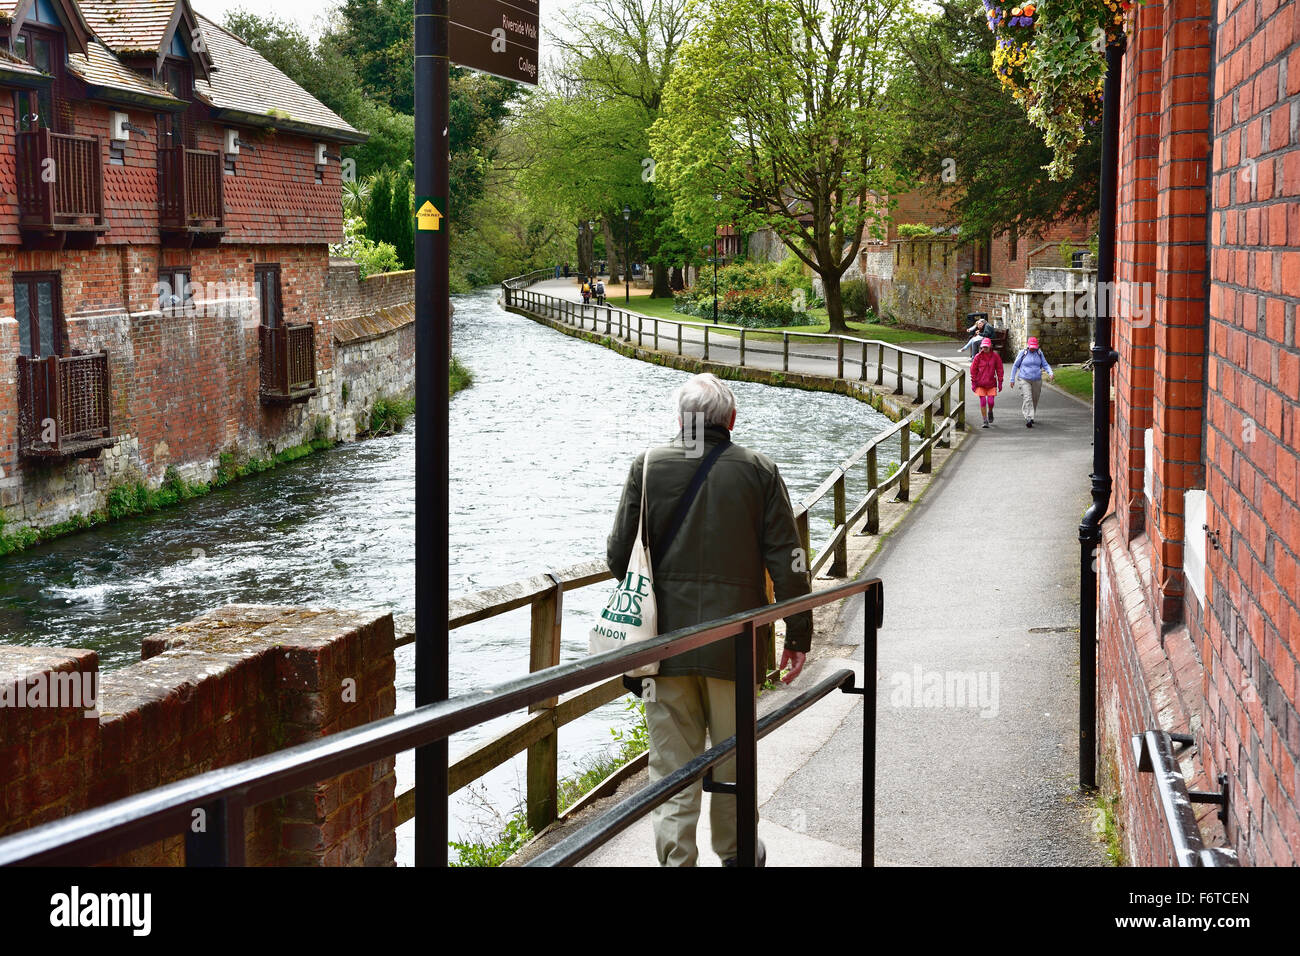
{"left": 678, "top": 323, "right": 683, "bottom": 355}
{"left": 740, "top": 329, "right": 746, "bottom": 367}
{"left": 831, "top": 472, "right": 847, "bottom": 576}
{"left": 704, "top": 326, "right": 710, "bottom": 362}
{"left": 654, "top": 318, "right": 659, "bottom": 350}
{"left": 796, "top": 508, "right": 811, "bottom": 572}
{"left": 866, "top": 446, "right": 879, "bottom": 534}
{"left": 921, "top": 405, "right": 933, "bottom": 474}
{"left": 898, "top": 426, "right": 911, "bottom": 502}
{"left": 876, "top": 343, "right": 885, "bottom": 386}
{"left": 836, "top": 338, "right": 844, "bottom": 380}
{"left": 958, "top": 373, "right": 967, "bottom": 431}
{"left": 939, "top": 364, "right": 951, "bottom": 447}
{"left": 526, "top": 574, "right": 563, "bottom": 833}
{"left": 915, "top": 356, "right": 925, "bottom": 404}
{"left": 783, "top": 333, "right": 789, "bottom": 372}
{"left": 894, "top": 348, "right": 904, "bottom": 395}
{"left": 860, "top": 342, "right": 867, "bottom": 380}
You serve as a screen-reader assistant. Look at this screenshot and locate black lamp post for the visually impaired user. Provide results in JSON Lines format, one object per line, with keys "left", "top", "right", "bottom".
{"left": 712, "top": 192, "right": 721, "bottom": 323}
{"left": 587, "top": 219, "right": 596, "bottom": 279}
{"left": 623, "top": 204, "right": 631, "bottom": 304}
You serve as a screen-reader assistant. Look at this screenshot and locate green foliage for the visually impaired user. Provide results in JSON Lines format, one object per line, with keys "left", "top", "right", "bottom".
{"left": 331, "top": 216, "right": 402, "bottom": 277}
{"left": 890, "top": 2, "right": 1100, "bottom": 241}
{"left": 896, "top": 223, "right": 938, "bottom": 239}
{"left": 651, "top": 0, "right": 911, "bottom": 333}
{"left": 449, "top": 357, "right": 473, "bottom": 397}
{"left": 885, "top": 461, "right": 901, "bottom": 480}
{"left": 448, "top": 812, "right": 534, "bottom": 868}
{"left": 1093, "top": 789, "right": 1126, "bottom": 865}
{"left": 672, "top": 260, "right": 821, "bottom": 327}
{"left": 366, "top": 395, "right": 416, "bottom": 436}
{"left": 841, "top": 278, "right": 873, "bottom": 319}
{"left": 981, "top": 0, "right": 1133, "bottom": 181}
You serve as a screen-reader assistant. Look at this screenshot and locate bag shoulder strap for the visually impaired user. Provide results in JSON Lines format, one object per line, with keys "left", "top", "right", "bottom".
{"left": 651, "top": 438, "right": 731, "bottom": 566}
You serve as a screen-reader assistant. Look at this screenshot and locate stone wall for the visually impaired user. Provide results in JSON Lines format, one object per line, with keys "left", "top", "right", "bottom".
{"left": 1005, "top": 287, "right": 1092, "bottom": 363}
{"left": 0, "top": 605, "right": 397, "bottom": 866}
{"left": 867, "top": 238, "right": 973, "bottom": 332}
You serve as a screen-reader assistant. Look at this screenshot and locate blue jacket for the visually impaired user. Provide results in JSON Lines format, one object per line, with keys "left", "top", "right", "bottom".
{"left": 1012, "top": 348, "right": 1053, "bottom": 382}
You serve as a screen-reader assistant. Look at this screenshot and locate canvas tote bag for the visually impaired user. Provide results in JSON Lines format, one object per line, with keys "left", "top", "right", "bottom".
{"left": 590, "top": 451, "right": 659, "bottom": 678}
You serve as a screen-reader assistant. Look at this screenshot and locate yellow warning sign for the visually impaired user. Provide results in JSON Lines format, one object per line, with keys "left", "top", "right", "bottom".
{"left": 417, "top": 200, "right": 444, "bottom": 231}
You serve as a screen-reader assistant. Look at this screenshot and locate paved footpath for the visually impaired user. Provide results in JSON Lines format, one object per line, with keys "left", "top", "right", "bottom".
{"left": 513, "top": 279, "right": 1107, "bottom": 866}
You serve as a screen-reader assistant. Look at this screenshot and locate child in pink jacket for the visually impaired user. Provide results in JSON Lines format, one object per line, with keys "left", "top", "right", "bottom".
{"left": 969, "top": 337, "right": 1004, "bottom": 428}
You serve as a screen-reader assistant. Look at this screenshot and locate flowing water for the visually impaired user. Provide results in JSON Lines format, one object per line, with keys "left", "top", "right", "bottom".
{"left": 0, "top": 286, "right": 899, "bottom": 862}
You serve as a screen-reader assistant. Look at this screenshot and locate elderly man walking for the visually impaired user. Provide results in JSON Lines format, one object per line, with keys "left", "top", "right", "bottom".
{"left": 606, "top": 373, "right": 812, "bottom": 866}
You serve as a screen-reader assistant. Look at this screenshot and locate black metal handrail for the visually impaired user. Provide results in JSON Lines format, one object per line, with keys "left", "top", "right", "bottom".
{"left": 0, "top": 576, "right": 882, "bottom": 867}
{"left": 528, "top": 666, "right": 862, "bottom": 866}
{"left": 1131, "top": 729, "right": 1236, "bottom": 867}
{"left": 501, "top": 267, "right": 556, "bottom": 293}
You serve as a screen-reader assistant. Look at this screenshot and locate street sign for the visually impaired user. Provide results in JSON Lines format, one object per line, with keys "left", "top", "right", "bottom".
{"left": 450, "top": 0, "right": 539, "bottom": 86}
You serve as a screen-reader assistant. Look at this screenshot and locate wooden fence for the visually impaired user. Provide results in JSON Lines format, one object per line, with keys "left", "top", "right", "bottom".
{"left": 387, "top": 276, "right": 968, "bottom": 840}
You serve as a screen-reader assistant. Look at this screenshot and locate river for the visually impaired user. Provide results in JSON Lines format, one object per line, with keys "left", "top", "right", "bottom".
{"left": 0, "top": 286, "right": 899, "bottom": 863}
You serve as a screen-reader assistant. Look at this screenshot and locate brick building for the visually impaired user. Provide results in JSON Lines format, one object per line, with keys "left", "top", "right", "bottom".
{"left": 0, "top": 0, "right": 415, "bottom": 533}
{"left": 856, "top": 188, "right": 1096, "bottom": 349}
{"left": 1096, "top": 0, "right": 1300, "bottom": 866}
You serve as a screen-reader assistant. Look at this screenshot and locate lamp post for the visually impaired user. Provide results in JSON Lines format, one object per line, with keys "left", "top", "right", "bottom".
{"left": 587, "top": 219, "right": 596, "bottom": 280}
{"left": 712, "top": 192, "right": 721, "bottom": 324}
{"left": 623, "top": 204, "right": 631, "bottom": 304}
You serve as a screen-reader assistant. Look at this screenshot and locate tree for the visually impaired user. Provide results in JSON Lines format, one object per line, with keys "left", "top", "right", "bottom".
{"left": 651, "top": 0, "right": 912, "bottom": 334}
{"left": 516, "top": 0, "right": 695, "bottom": 291}
{"left": 890, "top": 1, "right": 1100, "bottom": 241}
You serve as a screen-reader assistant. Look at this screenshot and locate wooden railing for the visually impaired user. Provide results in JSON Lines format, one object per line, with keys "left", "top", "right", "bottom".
{"left": 506, "top": 286, "right": 963, "bottom": 409}
{"left": 16, "top": 129, "right": 105, "bottom": 230}
{"left": 16, "top": 352, "right": 113, "bottom": 457}
{"left": 398, "top": 274, "right": 969, "bottom": 835}
{"left": 259, "top": 323, "right": 317, "bottom": 403}
{"left": 159, "top": 147, "right": 224, "bottom": 231}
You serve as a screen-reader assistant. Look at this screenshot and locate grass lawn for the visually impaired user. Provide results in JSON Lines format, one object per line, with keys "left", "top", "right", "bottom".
{"left": 1051, "top": 365, "right": 1093, "bottom": 401}
{"left": 620, "top": 297, "right": 952, "bottom": 344}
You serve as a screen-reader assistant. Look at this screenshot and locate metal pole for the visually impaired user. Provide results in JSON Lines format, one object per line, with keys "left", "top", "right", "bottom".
{"left": 863, "top": 582, "right": 880, "bottom": 867}
{"left": 413, "top": 0, "right": 449, "bottom": 866}
{"left": 734, "top": 620, "right": 758, "bottom": 866}
{"left": 712, "top": 234, "right": 718, "bottom": 324}
{"left": 1078, "top": 38, "right": 1125, "bottom": 792}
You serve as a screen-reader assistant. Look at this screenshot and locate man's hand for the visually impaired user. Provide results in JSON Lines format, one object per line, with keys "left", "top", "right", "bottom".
{"left": 779, "top": 649, "right": 806, "bottom": 684}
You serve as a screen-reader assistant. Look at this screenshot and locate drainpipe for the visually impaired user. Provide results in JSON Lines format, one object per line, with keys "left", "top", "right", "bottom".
{"left": 1079, "top": 38, "right": 1125, "bottom": 791}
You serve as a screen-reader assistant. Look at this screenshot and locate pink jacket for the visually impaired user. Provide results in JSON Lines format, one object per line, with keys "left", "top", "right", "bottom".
{"left": 970, "top": 350, "right": 1004, "bottom": 390}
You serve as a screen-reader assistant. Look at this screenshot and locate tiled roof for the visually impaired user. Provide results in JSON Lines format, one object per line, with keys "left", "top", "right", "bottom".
{"left": 333, "top": 303, "right": 415, "bottom": 345}
{"left": 193, "top": 14, "right": 363, "bottom": 142}
{"left": 77, "top": 0, "right": 175, "bottom": 53}
{"left": 68, "top": 35, "right": 180, "bottom": 104}
{"left": 0, "top": 46, "right": 44, "bottom": 78}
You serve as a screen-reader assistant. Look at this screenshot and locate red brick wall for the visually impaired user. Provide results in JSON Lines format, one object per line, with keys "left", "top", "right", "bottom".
{"left": 1099, "top": 0, "right": 1300, "bottom": 867}
{"left": 0, "top": 606, "right": 397, "bottom": 866}
{"left": 1199, "top": 0, "right": 1300, "bottom": 866}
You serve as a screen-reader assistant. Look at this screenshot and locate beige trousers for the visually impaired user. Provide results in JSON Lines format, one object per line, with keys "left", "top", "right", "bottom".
{"left": 1019, "top": 377, "right": 1042, "bottom": 421}
{"left": 645, "top": 675, "right": 745, "bottom": 866}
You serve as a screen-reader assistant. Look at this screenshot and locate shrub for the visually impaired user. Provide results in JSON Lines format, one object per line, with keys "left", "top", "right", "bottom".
{"left": 671, "top": 260, "right": 821, "bottom": 328}
{"left": 331, "top": 217, "right": 401, "bottom": 278}
{"left": 897, "top": 223, "right": 938, "bottom": 239}
{"left": 841, "top": 278, "right": 873, "bottom": 319}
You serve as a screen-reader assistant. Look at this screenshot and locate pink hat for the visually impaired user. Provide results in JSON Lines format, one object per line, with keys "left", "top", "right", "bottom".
{"left": 1027, "top": 336, "right": 1040, "bottom": 348}
{"left": 980, "top": 337, "right": 992, "bottom": 348}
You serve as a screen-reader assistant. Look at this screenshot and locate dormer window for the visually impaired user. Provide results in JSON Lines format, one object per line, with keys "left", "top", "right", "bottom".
{"left": 14, "top": 23, "right": 67, "bottom": 132}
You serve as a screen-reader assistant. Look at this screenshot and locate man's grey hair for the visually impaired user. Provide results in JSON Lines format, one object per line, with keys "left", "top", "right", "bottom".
{"left": 676, "top": 373, "right": 736, "bottom": 427}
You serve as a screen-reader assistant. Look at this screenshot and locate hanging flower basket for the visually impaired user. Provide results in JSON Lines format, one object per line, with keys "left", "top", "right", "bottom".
{"left": 983, "top": 1, "right": 1142, "bottom": 180}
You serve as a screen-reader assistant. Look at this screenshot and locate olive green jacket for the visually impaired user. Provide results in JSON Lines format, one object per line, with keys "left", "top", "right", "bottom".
{"left": 606, "top": 425, "right": 813, "bottom": 681}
